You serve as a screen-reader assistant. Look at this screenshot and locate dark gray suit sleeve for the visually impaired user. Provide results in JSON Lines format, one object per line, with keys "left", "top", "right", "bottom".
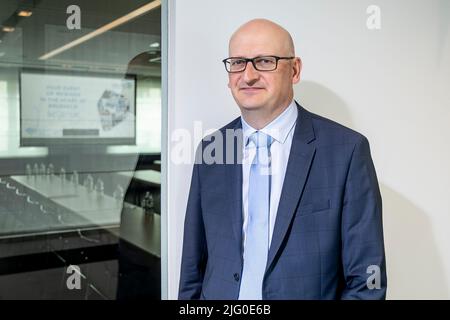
{"left": 340, "top": 136, "right": 387, "bottom": 299}
{"left": 178, "top": 162, "right": 208, "bottom": 300}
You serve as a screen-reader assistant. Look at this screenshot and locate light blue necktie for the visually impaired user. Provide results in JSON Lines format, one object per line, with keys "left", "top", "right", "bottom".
{"left": 239, "top": 131, "right": 273, "bottom": 300}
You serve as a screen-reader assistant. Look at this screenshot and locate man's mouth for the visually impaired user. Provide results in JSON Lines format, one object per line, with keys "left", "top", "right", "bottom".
{"left": 239, "top": 87, "right": 264, "bottom": 92}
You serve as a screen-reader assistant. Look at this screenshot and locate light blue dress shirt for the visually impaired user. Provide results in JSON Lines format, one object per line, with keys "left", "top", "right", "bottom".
{"left": 241, "top": 100, "right": 298, "bottom": 248}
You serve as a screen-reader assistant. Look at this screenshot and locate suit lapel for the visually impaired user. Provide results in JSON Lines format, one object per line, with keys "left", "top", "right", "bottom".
{"left": 266, "top": 104, "right": 316, "bottom": 271}
{"left": 226, "top": 119, "right": 244, "bottom": 249}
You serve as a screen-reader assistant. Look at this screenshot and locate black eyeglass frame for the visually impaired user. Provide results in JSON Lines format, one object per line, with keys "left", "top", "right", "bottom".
{"left": 222, "top": 55, "right": 295, "bottom": 73}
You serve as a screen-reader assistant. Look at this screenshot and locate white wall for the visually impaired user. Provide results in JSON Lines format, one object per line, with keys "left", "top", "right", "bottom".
{"left": 167, "top": 0, "right": 450, "bottom": 299}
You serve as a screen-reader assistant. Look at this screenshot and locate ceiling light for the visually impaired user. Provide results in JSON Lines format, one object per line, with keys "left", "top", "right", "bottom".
{"left": 2, "top": 26, "right": 15, "bottom": 32}
{"left": 17, "top": 10, "right": 33, "bottom": 17}
{"left": 39, "top": 0, "right": 161, "bottom": 60}
{"left": 149, "top": 42, "right": 160, "bottom": 48}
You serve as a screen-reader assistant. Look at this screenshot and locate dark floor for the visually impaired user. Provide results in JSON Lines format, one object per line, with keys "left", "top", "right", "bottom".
{"left": 0, "top": 228, "right": 160, "bottom": 300}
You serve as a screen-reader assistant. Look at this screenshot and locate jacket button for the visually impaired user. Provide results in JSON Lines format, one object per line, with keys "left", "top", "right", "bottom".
{"left": 233, "top": 273, "right": 240, "bottom": 282}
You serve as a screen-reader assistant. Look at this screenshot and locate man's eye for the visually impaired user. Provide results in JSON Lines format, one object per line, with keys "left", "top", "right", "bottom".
{"left": 231, "top": 60, "right": 245, "bottom": 66}
{"left": 257, "top": 58, "right": 274, "bottom": 64}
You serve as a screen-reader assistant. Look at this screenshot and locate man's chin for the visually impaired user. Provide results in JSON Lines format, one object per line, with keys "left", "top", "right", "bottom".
{"left": 239, "top": 104, "right": 264, "bottom": 112}
{"left": 236, "top": 98, "right": 266, "bottom": 111}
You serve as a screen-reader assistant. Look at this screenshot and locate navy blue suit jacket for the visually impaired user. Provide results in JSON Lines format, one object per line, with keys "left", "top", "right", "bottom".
{"left": 179, "top": 103, "right": 386, "bottom": 299}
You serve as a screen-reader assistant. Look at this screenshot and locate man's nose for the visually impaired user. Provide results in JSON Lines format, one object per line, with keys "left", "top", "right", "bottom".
{"left": 242, "top": 61, "right": 259, "bottom": 84}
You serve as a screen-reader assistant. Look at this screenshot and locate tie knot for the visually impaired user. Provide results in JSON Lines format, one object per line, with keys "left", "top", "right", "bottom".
{"left": 249, "top": 131, "right": 273, "bottom": 149}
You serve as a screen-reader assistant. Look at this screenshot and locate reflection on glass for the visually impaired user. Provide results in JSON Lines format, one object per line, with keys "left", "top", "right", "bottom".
{"left": 0, "top": 0, "right": 161, "bottom": 299}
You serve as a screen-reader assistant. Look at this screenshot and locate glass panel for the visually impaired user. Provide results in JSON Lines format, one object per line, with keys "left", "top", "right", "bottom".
{"left": 0, "top": 0, "right": 161, "bottom": 299}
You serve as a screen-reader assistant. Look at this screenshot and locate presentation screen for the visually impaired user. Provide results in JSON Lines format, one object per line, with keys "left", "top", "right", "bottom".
{"left": 20, "top": 70, "right": 136, "bottom": 146}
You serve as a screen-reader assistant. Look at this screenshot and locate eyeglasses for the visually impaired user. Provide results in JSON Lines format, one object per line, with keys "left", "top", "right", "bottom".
{"left": 222, "top": 55, "right": 295, "bottom": 73}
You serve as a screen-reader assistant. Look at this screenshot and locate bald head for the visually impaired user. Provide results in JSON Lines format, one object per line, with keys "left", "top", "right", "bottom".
{"left": 229, "top": 19, "right": 295, "bottom": 57}
{"left": 226, "top": 19, "right": 302, "bottom": 129}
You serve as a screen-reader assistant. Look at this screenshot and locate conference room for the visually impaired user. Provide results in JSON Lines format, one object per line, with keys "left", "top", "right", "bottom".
{"left": 0, "top": 0, "right": 162, "bottom": 299}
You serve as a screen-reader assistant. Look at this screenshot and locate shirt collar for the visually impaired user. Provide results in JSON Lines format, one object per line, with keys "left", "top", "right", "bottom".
{"left": 241, "top": 100, "right": 298, "bottom": 147}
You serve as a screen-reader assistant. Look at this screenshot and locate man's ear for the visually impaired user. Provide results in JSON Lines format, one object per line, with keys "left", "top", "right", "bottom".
{"left": 292, "top": 57, "right": 302, "bottom": 84}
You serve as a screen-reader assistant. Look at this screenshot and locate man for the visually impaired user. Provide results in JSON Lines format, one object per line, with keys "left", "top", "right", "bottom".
{"left": 179, "top": 19, "right": 386, "bottom": 300}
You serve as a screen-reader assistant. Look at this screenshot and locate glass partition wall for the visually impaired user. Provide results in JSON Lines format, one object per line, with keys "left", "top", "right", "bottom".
{"left": 0, "top": 0, "right": 161, "bottom": 299}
